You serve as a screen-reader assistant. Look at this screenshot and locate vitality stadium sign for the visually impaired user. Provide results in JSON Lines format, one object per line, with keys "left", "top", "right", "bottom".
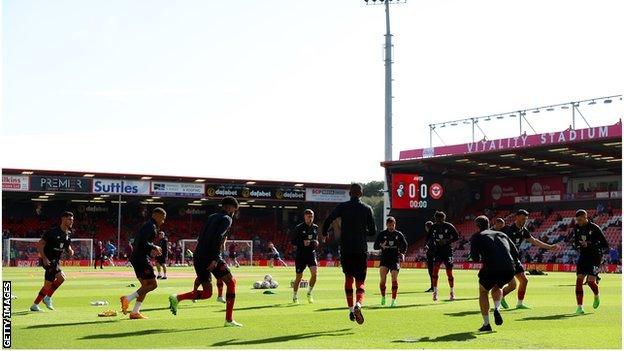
{"left": 399, "top": 123, "right": 622, "bottom": 160}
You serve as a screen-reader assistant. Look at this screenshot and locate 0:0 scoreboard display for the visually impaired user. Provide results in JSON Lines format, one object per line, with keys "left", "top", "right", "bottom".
{"left": 391, "top": 173, "right": 444, "bottom": 210}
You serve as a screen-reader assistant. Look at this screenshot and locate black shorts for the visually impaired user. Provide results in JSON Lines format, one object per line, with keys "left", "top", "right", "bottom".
{"left": 130, "top": 257, "right": 156, "bottom": 280}
{"left": 229, "top": 253, "right": 237, "bottom": 259}
{"left": 295, "top": 255, "right": 318, "bottom": 274}
{"left": 433, "top": 250, "right": 454, "bottom": 268}
{"left": 156, "top": 255, "right": 168, "bottom": 265}
{"left": 479, "top": 270, "right": 515, "bottom": 291}
{"left": 194, "top": 259, "right": 231, "bottom": 284}
{"left": 380, "top": 257, "right": 400, "bottom": 271}
{"left": 340, "top": 252, "right": 368, "bottom": 281}
{"left": 40, "top": 259, "right": 61, "bottom": 282}
{"left": 576, "top": 254, "right": 601, "bottom": 276}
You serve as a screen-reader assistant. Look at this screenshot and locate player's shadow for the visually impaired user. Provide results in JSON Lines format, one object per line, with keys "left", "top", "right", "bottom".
{"left": 80, "top": 326, "right": 219, "bottom": 340}
{"left": 26, "top": 320, "right": 119, "bottom": 329}
{"left": 211, "top": 328, "right": 353, "bottom": 346}
{"left": 517, "top": 313, "right": 589, "bottom": 321}
{"left": 141, "top": 304, "right": 217, "bottom": 313}
{"left": 393, "top": 331, "right": 480, "bottom": 343}
{"left": 444, "top": 310, "right": 482, "bottom": 317}
{"left": 221, "top": 303, "right": 297, "bottom": 312}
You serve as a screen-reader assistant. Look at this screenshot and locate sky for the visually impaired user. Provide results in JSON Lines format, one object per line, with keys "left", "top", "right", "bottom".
{"left": 1, "top": 0, "right": 623, "bottom": 184}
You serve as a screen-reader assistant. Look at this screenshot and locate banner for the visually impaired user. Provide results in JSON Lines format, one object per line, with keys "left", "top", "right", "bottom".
{"left": 30, "top": 176, "right": 91, "bottom": 193}
{"left": 151, "top": 181, "right": 205, "bottom": 197}
{"left": 93, "top": 178, "right": 150, "bottom": 195}
{"left": 205, "top": 185, "right": 306, "bottom": 201}
{"left": 400, "top": 123, "right": 622, "bottom": 160}
{"left": 391, "top": 173, "right": 444, "bottom": 209}
{"left": 486, "top": 177, "right": 564, "bottom": 205}
{"left": 305, "top": 188, "right": 350, "bottom": 203}
{"left": 2, "top": 175, "right": 29, "bottom": 191}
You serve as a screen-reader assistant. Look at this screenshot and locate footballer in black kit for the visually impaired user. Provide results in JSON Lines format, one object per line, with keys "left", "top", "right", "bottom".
{"left": 568, "top": 209, "right": 609, "bottom": 314}
{"left": 500, "top": 209, "right": 558, "bottom": 309}
{"left": 374, "top": 217, "right": 407, "bottom": 307}
{"left": 470, "top": 216, "right": 521, "bottom": 331}
{"left": 424, "top": 221, "right": 435, "bottom": 292}
{"left": 156, "top": 231, "right": 169, "bottom": 279}
{"left": 30, "top": 211, "right": 75, "bottom": 312}
{"left": 428, "top": 211, "right": 459, "bottom": 301}
{"left": 291, "top": 209, "right": 320, "bottom": 303}
{"left": 120, "top": 207, "right": 166, "bottom": 319}
{"left": 169, "top": 197, "right": 243, "bottom": 327}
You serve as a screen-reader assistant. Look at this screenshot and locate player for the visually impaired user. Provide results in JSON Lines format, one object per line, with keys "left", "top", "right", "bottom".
{"left": 428, "top": 211, "right": 460, "bottom": 301}
{"left": 374, "top": 217, "right": 407, "bottom": 307}
{"left": 94, "top": 240, "right": 104, "bottom": 269}
{"left": 291, "top": 209, "right": 320, "bottom": 304}
{"left": 105, "top": 240, "right": 116, "bottom": 267}
{"left": 156, "top": 231, "right": 169, "bottom": 279}
{"left": 568, "top": 209, "right": 609, "bottom": 314}
{"left": 268, "top": 242, "right": 288, "bottom": 267}
{"left": 493, "top": 218, "right": 506, "bottom": 231}
{"left": 321, "top": 183, "right": 376, "bottom": 325}
{"left": 470, "top": 216, "right": 520, "bottom": 332}
{"left": 228, "top": 243, "right": 240, "bottom": 268}
{"left": 423, "top": 221, "right": 434, "bottom": 292}
{"left": 30, "top": 211, "right": 75, "bottom": 312}
{"left": 500, "top": 209, "right": 558, "bottom": 309}
{"left": 120, "top": 207, "right": 166, "bottom": 319}
{"left": 168, "top": 197, "right": 242, "bottom": 327}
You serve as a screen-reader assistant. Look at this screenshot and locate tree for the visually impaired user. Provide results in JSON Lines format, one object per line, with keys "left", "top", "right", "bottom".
{"left": 359, "top": 180, "right": 385, "bottom": 232}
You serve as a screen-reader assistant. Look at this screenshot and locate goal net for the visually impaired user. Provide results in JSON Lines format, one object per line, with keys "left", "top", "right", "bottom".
{"left": 179, "top": 239, "right": 253, "bottom": 266}
{"left": 5, "top": 238, "right": 93, "bottom": 267}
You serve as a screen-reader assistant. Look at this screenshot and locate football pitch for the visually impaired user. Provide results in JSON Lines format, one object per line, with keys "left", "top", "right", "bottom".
{"left": 3, "top": 266, "right": 622, "bottom": 349}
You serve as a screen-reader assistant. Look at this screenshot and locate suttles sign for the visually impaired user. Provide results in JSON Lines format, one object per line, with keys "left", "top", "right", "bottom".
{"left": 30, "top": 176, "right": 91, "bottom": 193}
{"left": 93, "top": 179, "right": 150, "bottom": 195}
{"left": 2, "top": 175, "right": 29, "bottom": 192}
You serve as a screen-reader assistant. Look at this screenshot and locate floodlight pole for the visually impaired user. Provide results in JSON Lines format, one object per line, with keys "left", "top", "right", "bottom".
{"left": 117, "top": 194, "right": 121, "bottom": 258}
{"left": 368, "top": 0, "right": 404, "bottom": 220}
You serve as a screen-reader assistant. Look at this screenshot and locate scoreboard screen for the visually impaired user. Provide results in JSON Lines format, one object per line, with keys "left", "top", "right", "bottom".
{"left": 391, "top": 173, "right": 444, "bottom": 210}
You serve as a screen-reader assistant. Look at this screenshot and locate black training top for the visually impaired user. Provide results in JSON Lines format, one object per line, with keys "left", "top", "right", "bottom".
{"left": 568, "top": 222, "right": 609, "bottom": 256}
{"left": 292, "top": 222, "right": 319, "bottom": 257}
{"left": 374, "top": 229, "right": 408, "bottom": 261}
{"left": 502, "top": 223, "right": 532, "bottom": 249}
{"left": 42, "top": 226, "right": 71, "bottom": 262}
{"left": 429, "top": 221, "right": 459, "bottom": 250}
{"left": 194, "top": 211, "right": 233, "bottom": 262}
{"left": 132, "top": 218, "right": 160, "bottom": 261}
{"left": 322, "top": 197, "right": 376, "bottom": 254}
{"left": 470, "top": 229, "right": 520, "bottom": 272}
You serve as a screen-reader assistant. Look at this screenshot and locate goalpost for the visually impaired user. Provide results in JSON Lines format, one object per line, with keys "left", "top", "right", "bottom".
{"left": 180, "top": 239, "right": 253, "bottom": 266}
{"left": 6, "top": 238, "right": 93, "bottom": 267}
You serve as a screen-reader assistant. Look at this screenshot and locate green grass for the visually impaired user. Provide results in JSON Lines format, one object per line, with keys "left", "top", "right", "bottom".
{"left": 3, "top": 266, "right": 621, "bottom": 349}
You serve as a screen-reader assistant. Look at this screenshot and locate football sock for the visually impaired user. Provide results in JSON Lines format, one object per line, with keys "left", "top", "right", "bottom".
{"left": 575, "top": 277, "right": 584, "bottom": 305}
{"left": 355, "top": 280, "right": 365, "bottom": 305}
{"left": 391, "top": 282, "right": 398, "bottom": 299}
{"left": 225, "top": 279, "right": 236, "bottom": 322}
{"left": 494, "top": 299, "right": 501, "bottom": 311}
{"left": 518, "top": 286, "right": 526, "bottom": 301}
{"left": 446, "top": 268, "right": 454, "bottom": 288}
{"left": 34, "top": 288, "right": 48, "bottom": 304}
{"left": 345, "top": 276, "right": 354, "bottom": 308}
{"left": 587, "top": 281, "right": 599, "bottom": 295}
{"left": 132, "top": 301, "right": 142, "bottom": 314}
{"left": 217, "top": 280, "right": 224, "bottom": 297}
{"left": 47, "top": 280, "right": 62, "bottom": 297}
{"left": 379, "top": 283, "right": 386, "bottom": 297}
{"left": 482, "top": 314, "right": 490, "bottom": 326}
{"left": 126, "top": 291, "right": 139, "bottom": 302}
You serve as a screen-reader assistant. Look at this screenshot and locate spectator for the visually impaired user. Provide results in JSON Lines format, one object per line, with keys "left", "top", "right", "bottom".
{"left": 609, "top": 247, "right": 620, "bottom": 265}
